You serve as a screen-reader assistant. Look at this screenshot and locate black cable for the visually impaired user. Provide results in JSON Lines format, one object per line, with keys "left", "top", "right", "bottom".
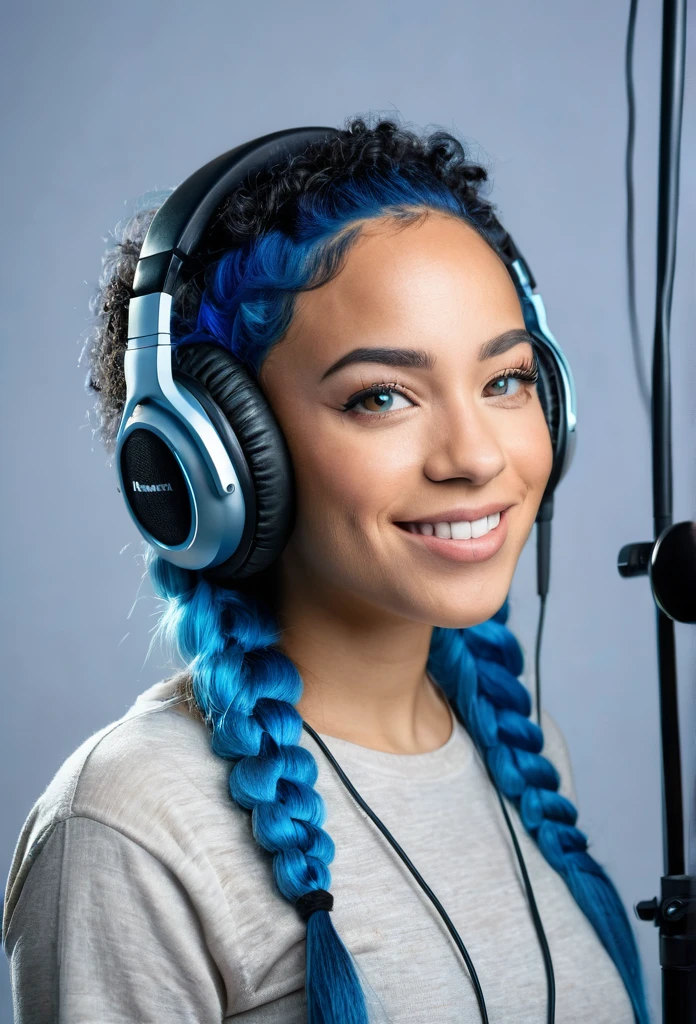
{"left": 303, "top": 717, "right": 557, "bottom": 1024}
{"left": 476, "top": 731, "right": 557, "bottom": 1024}
{"left": 302, "top": 720, "right": 490, "bottom": 1023}
{"left": 626, "top": 0, "right": 652, "bottom": 422}
{"left": 535, "top": 592, "right": 548, "bottom": 729}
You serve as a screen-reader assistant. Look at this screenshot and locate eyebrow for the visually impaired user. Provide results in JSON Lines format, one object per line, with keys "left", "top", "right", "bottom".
{"left": 320, "top": 328, "right": 535, "bottom": 381}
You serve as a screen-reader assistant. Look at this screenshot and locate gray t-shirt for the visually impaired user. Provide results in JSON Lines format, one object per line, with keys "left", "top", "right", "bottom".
{"left": 3, "top": 674, "right": 636, "bottom": 1023}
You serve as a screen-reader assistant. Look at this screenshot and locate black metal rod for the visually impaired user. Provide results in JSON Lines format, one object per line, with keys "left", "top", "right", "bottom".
{"left": 653, "top": 0, "right": 686, "bottom": 880}
{"left": 650, "top": 2, "right": 695, "bottom": 1022}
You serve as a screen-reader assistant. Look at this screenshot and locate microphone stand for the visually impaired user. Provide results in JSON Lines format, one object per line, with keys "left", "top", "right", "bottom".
{"left": 616, "top": 1, "right": 695, "bottom": 1020}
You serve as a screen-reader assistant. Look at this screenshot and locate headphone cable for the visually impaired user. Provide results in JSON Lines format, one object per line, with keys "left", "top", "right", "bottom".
{"left": 303, "top": 720, "right": 489, "bottom": 1022}
{"left": 303, "top": 716, "right": 556, "bottom": 1024}
{"left": 535, "top": 592, "right": 548, "bottom": 728}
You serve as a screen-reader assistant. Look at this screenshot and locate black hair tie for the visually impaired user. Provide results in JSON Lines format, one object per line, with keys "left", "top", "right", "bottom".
{"left": 296, "top": 888, "right": 334, "bottom": 921}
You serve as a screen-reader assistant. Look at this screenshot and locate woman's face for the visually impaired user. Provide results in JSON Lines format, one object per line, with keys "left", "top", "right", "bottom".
{"left": 259, "top": 211, "right": 553, "bottom": 629}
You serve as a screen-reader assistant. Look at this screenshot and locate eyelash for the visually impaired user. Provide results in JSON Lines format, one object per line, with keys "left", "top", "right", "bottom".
{"left": 341, "top": 359, "right": 540, "bottom": 419}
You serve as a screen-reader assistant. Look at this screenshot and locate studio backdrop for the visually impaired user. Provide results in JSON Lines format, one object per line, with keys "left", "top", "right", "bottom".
{"left": 1, "top": 3, "right": 694, "bottom": 1022}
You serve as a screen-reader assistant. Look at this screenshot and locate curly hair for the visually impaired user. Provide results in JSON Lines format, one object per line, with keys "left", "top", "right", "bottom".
{"left": 82, "top": 112, "right": 650, "bottom": 1024}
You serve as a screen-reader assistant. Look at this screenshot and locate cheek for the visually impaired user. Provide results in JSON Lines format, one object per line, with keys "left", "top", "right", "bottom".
{"left": 288, "top": 419, "right": 411, "bottom": 533}
{"left": 511, "top": 408, "right": 554, "bottom": 489}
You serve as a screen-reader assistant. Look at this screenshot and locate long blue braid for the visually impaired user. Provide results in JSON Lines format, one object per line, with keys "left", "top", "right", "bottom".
{"left": 428, "top": 602, "right": 651, "bottom": 1024}
{"left": 123, "top": 119, "right": 650, "bottom": 1022}
{"left": 149, "top": 557, "right": 367, "bottom": 1022}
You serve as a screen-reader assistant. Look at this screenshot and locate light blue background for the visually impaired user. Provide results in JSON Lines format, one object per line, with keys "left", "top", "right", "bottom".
{"left": 1, "top": 2, "right": 694, "bottom": 1020}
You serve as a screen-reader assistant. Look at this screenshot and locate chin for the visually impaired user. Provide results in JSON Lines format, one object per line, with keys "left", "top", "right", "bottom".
{"left": 427, "top": 598, "right": 510, "bottom": 631}
{"left": 383, "top": 569, "right": 515, "bottom": 631}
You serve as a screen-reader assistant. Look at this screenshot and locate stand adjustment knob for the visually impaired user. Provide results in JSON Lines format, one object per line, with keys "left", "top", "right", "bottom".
{"left": 635, "top": 897, "right": 659, "bottom": 922}
{"left": 617, "top": 541, "right": 653, "bottom": 577}
{"left": 662, "top": 899, "right": 686, "bottom": 921}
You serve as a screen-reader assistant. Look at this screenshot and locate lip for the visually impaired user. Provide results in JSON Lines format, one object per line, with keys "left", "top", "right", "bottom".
{"left": 395, "top": 502, "right": 513, "bottom": 525}
{"left": 395, "top": 507, "right": 511, "bottom": 563}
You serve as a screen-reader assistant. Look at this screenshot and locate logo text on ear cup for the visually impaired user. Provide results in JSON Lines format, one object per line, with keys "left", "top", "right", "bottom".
{"left": 132, "top": 481, "right": 174, "bottom": 492}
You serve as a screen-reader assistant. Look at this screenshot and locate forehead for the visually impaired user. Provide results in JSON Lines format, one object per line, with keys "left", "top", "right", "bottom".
{"left": 268, "top": 211, "right": 523, "bottom": 371}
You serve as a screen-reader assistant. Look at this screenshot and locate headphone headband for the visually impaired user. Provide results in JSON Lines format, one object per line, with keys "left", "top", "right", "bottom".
{"left": 132, "top": 127, "right": 340, "bottom": 298}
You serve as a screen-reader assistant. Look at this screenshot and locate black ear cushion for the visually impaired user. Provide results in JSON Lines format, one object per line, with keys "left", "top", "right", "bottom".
{"left": 174, "top": 342, "right": 295, "bottom": 580}
{"left": 533, "top": 342, "right": 565, "bottom": 498}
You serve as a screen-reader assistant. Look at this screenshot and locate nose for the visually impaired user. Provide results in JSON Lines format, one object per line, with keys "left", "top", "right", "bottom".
{"left": 422, "top": 399, "right": 507, "bottom": 486}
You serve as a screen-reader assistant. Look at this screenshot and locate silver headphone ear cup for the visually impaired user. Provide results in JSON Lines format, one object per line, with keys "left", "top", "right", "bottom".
{"left": 117, "top": 402, "right": 247, "bottom": 571}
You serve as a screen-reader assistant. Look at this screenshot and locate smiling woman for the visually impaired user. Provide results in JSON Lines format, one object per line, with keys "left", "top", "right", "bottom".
{"left": 2, "top": 114, "right": 650, "bottom": 1024}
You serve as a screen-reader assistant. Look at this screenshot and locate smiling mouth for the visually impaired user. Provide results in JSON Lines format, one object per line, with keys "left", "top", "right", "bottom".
{"left": 393, "top": 509, "right": 510, "bottom": 564}
{"left": 395, "top": 511, "right": 502, "bottom": 541}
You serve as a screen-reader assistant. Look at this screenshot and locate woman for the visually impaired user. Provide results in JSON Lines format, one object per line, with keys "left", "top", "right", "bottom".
{"left": 2, "top": 115, "right": 650, "bottom": 1023}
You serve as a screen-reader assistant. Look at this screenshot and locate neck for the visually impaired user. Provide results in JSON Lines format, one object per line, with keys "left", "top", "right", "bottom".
{"left": 274, "top": 559, "right": 453, "bottom": 755}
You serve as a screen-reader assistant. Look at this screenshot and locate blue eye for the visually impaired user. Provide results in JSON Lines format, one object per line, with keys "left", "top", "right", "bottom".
{"left": 489, "top": 360, "right": 539, "bottom": 394}
{"left": 487, "top": 375, "right": 523, "bottom": 397}
{"left": 342, "top": 385, "right": 416, "bottom": 417}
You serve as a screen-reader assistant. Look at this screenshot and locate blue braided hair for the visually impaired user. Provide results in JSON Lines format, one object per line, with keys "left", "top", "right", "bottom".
{"left": 428, "top": 605, "right": 651, "bottom": 1024}
{"left": 88, "top": 113, "right": 650, "bottom": 1023}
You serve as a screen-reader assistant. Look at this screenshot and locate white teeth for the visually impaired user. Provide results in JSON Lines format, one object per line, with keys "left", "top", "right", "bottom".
{"left": 450, "top": 519, "right": 472, "bottom": 540}
{"left": 407, "top": 511, "right": 502, "bottom": 540}
{"left": 470, "top": 516, "right": 489, "bottom": 539}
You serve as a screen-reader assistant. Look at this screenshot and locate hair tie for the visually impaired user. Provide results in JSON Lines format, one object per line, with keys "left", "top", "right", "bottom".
{"left": 295, "top": 888, "right": 334, "bottom": 921}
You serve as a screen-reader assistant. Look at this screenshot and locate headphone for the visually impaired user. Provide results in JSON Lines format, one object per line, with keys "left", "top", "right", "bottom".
{"left": 115, "top": 126, "right": 579, "bottom": 1024}
{"left": 115, "top": 125, "right": 577, "bottom": 586}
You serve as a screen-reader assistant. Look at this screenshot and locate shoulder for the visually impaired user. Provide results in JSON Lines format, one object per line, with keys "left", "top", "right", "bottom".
{"left": 3, "top": 675, "right": 249, "bottom": 944}
{"left": 539, "top": 708, "right": 578, "bottom": 806}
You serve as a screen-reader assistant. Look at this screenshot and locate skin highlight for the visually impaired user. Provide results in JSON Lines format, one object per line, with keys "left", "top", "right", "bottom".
{"left": 258, "top": 211, "right": 553, "bottom": 755}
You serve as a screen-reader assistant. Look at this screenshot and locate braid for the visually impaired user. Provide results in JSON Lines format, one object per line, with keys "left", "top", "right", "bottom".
{"left": 428, "top": 598, "right": 651, "bottom": 1024}
{"left": 149, "top": 554, "right": 369, "bottom": 1023}
{"left": 84, "top": 111, "right": 650, "bottom": 1020}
